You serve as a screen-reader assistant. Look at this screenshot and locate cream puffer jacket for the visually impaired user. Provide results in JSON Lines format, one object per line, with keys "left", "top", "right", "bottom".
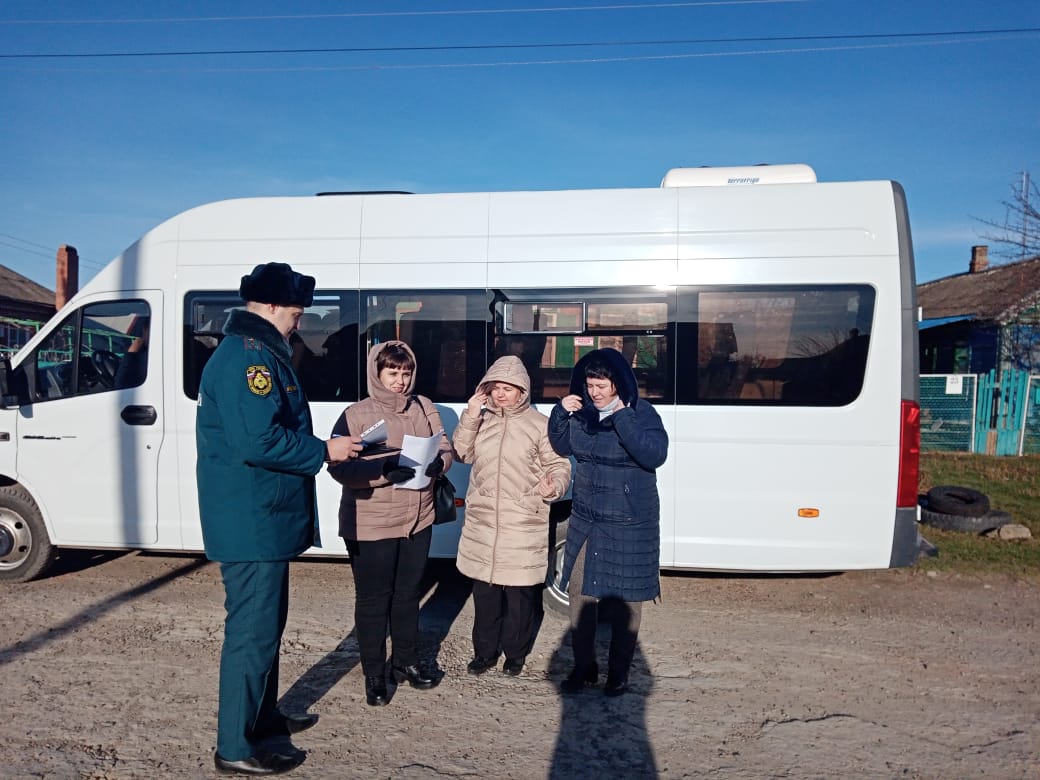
{"left": 453, "top": 356, "right": 571, "bottom": 586}
{"left": 328, "top": 341, "right": 452, "bottom": 542}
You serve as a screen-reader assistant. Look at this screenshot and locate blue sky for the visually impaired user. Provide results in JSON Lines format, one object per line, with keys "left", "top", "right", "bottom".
{"left": 1, "top": 0, "right": 1037, "bottom": 289}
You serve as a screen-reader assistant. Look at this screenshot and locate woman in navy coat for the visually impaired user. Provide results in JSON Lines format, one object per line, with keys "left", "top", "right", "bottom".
{"left": 548, "top": 347, "right": 668, "bottom": 696}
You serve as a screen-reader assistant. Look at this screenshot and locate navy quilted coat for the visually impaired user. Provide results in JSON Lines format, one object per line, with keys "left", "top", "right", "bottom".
{"left": 548, "top": 348, "right": 668, "bottom": 601}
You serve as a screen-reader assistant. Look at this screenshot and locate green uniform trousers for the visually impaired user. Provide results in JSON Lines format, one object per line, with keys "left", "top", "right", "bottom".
{"left": 217, "top": 560, "right": 290, "bottom": 760}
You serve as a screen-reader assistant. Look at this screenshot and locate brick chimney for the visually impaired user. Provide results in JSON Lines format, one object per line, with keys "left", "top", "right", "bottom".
{"left": 56, "top": 244, "right": 79, "bottom": 309}
{"left": 969, "top": 245, "right": 989, "bottom": 274}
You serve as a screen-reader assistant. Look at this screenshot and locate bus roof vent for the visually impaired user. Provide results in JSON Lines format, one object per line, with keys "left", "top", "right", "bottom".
{"left": 661, "top": 164, "right": 816, "bottom": 188}
{"left": 316, "top": 190, "right": 413, "bottom": 196}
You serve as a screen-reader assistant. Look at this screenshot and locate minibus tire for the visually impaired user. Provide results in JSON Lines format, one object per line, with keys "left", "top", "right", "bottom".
{"left": 925, "top": 485, "right": 990, "bottom": 518}
{"left": 543, "top": 518, "right": 570, "bottom": 617}
{"left": 0, "top": 485, "right": 55, "bottom": 583}
{"left": 920, "top": 506, "right": 1011, "bottom": 534}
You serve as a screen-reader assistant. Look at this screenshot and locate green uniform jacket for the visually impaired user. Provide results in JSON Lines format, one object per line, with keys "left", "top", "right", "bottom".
{"left": 196, "top": 309, "right": 327, "bottom": 562}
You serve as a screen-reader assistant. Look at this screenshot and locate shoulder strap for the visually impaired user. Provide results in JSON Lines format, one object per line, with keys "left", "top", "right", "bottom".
{"left": 415, "top": 395, "right": 437, "bottom": 436}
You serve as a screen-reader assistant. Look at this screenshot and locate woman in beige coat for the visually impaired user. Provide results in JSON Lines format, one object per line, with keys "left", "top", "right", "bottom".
{"left": 453, "top": 356, "right": 571, "bottom": 676}
{"left": 328, "top": 341, "right": 453, "bottom": 706}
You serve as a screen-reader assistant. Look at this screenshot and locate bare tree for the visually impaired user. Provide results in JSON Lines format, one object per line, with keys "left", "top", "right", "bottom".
{"left": 974, "top": 172, "right": 1039, "bottom": 263}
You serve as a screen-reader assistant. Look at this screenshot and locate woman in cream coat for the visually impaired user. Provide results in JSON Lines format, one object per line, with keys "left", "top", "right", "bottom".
{"left": 453, "top": 356, "right": 571, "bottom": 676}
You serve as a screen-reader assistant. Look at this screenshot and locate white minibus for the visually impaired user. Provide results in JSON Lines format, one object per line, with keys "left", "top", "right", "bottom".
{"left": 0, "top": 164, "right": 922, "bottom": 610}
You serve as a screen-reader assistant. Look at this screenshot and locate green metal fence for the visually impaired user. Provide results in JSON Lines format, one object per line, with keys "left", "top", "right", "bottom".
{"left": 920, "top": 374, "right": 977, "bottom": 453}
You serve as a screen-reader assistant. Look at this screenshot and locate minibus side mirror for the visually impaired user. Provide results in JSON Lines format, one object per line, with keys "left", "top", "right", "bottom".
{"left": 0, "top": 356, "right": 26, "bottom": 408}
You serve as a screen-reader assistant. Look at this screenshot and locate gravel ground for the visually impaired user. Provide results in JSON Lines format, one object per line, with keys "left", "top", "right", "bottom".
{"left": 2, "top": 550, "right": 1038, "bottom": 779}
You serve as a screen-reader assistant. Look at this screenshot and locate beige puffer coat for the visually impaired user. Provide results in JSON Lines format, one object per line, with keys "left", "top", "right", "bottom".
{"left": 328, "top": 341, "right": 453, "bottom": 542}
{"left": 453, "top": 356, "right": 571, "bottom": 586}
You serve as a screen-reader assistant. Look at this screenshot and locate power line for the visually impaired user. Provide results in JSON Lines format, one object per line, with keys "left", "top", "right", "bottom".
{"left": 2, "top": 34, "right": 1026, "bottom": 74}
{"left": 1, "top": 26, "right": 1036, "bottom": 60}
{"left": 0, "top": 232, "right": 54, "bottom": 252}
{"left": 0, "top": 1, "right": 805, "bottom": 26}
{"left": 0, "top": 234, "right": 103, "bottom": 268}
{"left": 0, "top": 240, "right": 53, "bottom": 260}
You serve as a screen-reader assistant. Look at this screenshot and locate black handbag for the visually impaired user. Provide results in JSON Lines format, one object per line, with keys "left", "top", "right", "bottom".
{"left": 432, "top": 474, "right": 457, "bottom": 524}
{"left": 416, "top": 395, "right": 457, "bottom": 524}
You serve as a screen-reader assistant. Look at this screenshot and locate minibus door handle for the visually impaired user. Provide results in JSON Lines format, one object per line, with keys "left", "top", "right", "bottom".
{"left": 121, "top": 405, "right": 157, "bottom": 426}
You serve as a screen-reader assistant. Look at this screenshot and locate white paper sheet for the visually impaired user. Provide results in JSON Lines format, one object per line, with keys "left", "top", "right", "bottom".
{"left": 394, "top": 431, "right": 442, "bottom": 490}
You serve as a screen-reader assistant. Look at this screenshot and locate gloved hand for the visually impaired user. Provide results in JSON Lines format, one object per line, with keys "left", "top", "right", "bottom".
{"left": 382, "top": 459, "right": 416, "bottom": 485}
{"left": 425, "top": 457, "right": 445, "bottom": 478}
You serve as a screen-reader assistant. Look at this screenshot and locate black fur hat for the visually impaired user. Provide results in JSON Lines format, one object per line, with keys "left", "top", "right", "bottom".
{"left": 239, "top": 262, "right": 315, "bottom": 307}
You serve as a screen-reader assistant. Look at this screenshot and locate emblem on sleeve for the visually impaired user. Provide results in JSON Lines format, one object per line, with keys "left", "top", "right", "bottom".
{"left": 246, "top": 365, "right": 273, "bottom": 396}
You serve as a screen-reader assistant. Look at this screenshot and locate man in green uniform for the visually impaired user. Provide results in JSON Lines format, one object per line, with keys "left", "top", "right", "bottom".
{"left": 196, "top": 262, "right": 362, "bottom": 775}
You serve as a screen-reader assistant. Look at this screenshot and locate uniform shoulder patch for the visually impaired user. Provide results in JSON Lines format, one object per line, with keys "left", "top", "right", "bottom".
{"left": 246, "top": 365, "right": 273, "bottom": 396}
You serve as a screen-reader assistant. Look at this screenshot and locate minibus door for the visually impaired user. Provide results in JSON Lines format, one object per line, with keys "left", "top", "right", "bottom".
{"left": 14, "top": 292, "right": 163, "bottom": 547}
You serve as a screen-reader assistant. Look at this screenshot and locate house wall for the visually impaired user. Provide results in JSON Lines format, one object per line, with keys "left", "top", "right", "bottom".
{"left": 920, "top": 322, "right": 998, "bottom": 374}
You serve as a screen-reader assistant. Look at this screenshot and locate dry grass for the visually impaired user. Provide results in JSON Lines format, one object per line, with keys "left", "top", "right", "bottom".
{"left": 916, "top": 453, "right": 1040, "bottom": 573}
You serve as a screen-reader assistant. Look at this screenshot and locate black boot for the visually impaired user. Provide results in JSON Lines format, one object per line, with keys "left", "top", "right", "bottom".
{"left": 391, "top": 664, "right": 439, "bottom": 690}
{"left": 604, "top": 674, "right": 629, "bottom": 696}
{"left": 560, "top": 662, "right": 599, "bottom": 694}
{"left": 365, "top": 674, "right": 388, "bottom": 706}
{"left": 467, "top": 653, "right": 501, "bottom": 675}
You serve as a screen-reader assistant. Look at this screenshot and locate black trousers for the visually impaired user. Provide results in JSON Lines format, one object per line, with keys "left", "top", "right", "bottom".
{"left": 217, "top": 560, "right": 289, "bottom": 761}
{"left": 567, "top": 542, "right": 642, "bottom": 680}
{"left": 346, "top": 525, "right": 432, "bottom": 677}
{"left": 470, "top": 580, "right": 541, "bottom": 660}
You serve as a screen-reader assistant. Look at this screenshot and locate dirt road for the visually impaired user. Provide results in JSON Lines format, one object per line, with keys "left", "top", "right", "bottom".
{"left": 2, "top": 550, "right": 1037, "bottom": 779}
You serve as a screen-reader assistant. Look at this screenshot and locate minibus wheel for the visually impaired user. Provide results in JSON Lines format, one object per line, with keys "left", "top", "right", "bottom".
{"left": 0, "top": 485, "right": 55, "bottom": 583}
{"left": 543, "top": 517, "right": 570, "bottom": 617}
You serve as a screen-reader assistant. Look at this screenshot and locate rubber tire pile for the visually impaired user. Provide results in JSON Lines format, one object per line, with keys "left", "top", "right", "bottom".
{"left": 920, "top": 485, "right": 1013, "bottom": 534}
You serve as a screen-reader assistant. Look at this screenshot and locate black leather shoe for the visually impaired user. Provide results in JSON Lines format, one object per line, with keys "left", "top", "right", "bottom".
{"left": 213, "top": 751, "right": 298, "bottom": 775}
{"left": 604, "top": 675, "right": 629, "bottom": 697}
{"left": 282, "top": 712, "right": 318, "bottom": 734}
{"left": 253, "top": 711, "right": 319, "bottom": 739}
{"left": 560, "top": 663, "right": 599, "bottom": 694}
{"left": 391, "top": 664, "right": 438, "bottom": 690}
{"left": 365, "top": 674, "right": 389, "bottom": 706}
{"left": 467, "top": 654, "right": 500, "bottom": 675}
{"left": 502, "top": 657, "right": 525, "bottom": 676}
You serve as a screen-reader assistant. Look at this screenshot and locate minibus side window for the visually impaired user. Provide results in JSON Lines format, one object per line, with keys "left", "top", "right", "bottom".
{"left": 493, "top": 287, "right": 674, "bottom": 404}
{"left": 676, "top": 285, "right": 875, "bottom": 406}
{"left": 29, "top": 299, "right": 150, "bottom": 402}
{"left": 183, "top": 291, "right": 360, "bottom": 402}
{"left": 361, "top": 290, "right": 488, "bottom": 402}
{"left": 290, "top": 292, "right": 360, "bottom": 402}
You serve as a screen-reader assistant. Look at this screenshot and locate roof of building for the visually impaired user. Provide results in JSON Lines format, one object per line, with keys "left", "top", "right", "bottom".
{"left": 0, "top": 264, "right": 54, "bottom": 306}
{"left": 917, "top": 255, "right": 1040, "bottom": 324}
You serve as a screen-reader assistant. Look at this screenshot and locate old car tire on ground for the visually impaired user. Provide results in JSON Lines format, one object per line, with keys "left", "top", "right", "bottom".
{"left": 920, "top": 506, "right": 1012, "bottom": 534}
{"left": 925, "top": 485, "right": 991, "bottom": 518}
{"left": 0, "top": 484, "right": 55, "bottom": 583}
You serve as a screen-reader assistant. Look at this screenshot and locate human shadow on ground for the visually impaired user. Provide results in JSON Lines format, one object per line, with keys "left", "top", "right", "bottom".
{"left": 0, "top": 555, "right": 208, "bottom": 667}
{"left": 547, "top": 601, "right": 658, "bottom": 779}
{"left": 278, "top": 558, "right": 470, "bottom": 712}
